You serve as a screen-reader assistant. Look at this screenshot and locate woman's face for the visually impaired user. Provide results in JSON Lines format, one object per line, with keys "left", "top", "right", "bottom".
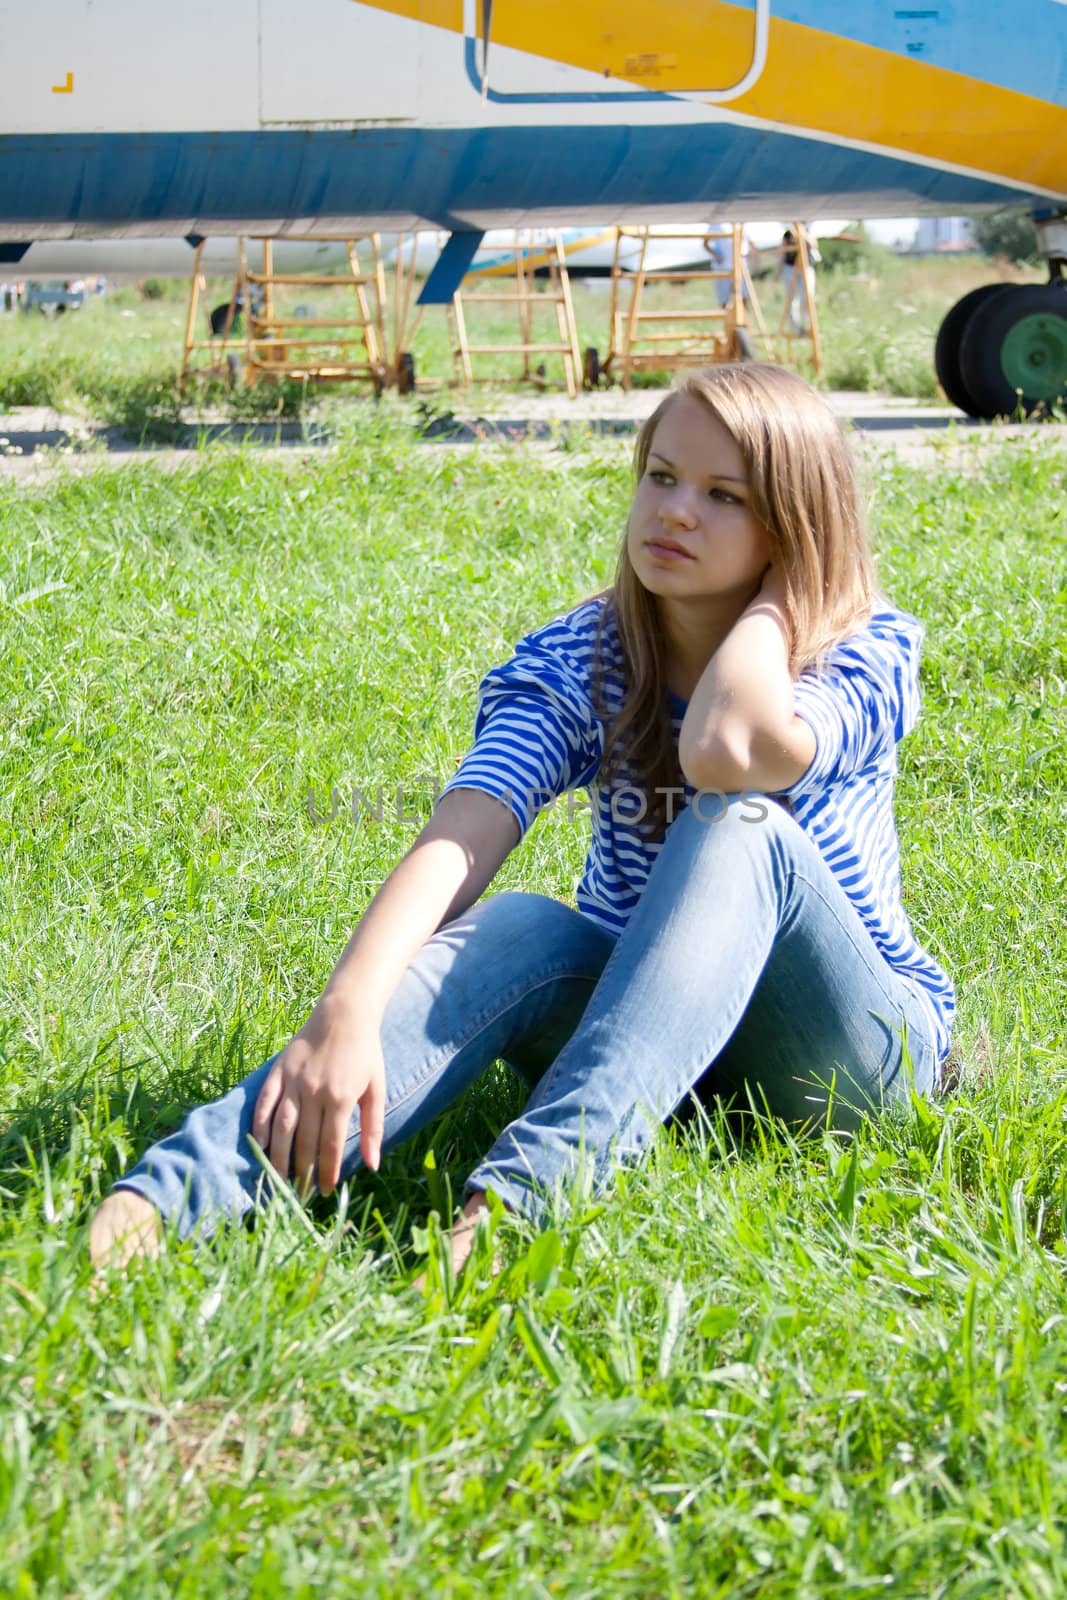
{"left": 626, "top": 394, "right": 773, "bottom": 606}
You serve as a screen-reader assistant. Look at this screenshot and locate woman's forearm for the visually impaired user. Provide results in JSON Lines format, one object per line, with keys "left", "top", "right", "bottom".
{"left": 319, "top": 788, "right": 518, "bottom": 1022}
{"left": 678, "top": 593, "right": 815, "bottom": 794}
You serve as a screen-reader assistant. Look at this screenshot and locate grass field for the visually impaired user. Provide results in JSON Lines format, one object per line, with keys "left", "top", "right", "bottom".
{"left": 0, "top": 253, "right": 1045, "bottom": 438}
{"left": 1, "top": 407, "right": 1066, "bottom": 1596}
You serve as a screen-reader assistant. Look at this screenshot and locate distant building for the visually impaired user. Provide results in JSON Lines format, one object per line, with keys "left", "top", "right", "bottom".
{"left": 911, "top": 216, "right": 977, "bottom": 253}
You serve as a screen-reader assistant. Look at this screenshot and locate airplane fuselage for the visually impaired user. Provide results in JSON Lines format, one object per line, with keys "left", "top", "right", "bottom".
{"left": 1, "top": 0, "right": 1064, "bottom": 242}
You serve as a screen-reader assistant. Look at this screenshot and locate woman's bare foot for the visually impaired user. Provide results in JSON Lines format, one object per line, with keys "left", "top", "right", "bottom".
{"left": 414, "top": 1190, "right": 494, "bottom": 1291}
{"left": 89, "top": 1191, "right": 162, "bottom": 1269}
{"left": 448, "top": 1190, "right": 492, "bottom": 1276}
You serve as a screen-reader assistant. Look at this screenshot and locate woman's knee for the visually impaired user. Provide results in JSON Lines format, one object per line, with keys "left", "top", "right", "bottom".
{"left": 455, "top": 888, "right": 566, "bottom": 930}
{"left": 437, "top": 890, "right": 613, "bottom": 967}
{"left": 668, "top": 792, "right": 800, "bottom": 865}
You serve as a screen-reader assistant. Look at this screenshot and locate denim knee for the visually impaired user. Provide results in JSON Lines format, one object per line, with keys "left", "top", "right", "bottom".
{"left": 665, "top": 792, "right": 801, "bottom": 875}
{"left": 450, "top": 889, "right": 616, "bottom": 973}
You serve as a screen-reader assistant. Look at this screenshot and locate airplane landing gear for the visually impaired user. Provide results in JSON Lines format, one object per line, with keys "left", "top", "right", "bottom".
{"left": 935, "top": 215, "right": 1067, "bottom": 419}
{"left": 959, "top": 282, "right": 1066, "bottom": 417}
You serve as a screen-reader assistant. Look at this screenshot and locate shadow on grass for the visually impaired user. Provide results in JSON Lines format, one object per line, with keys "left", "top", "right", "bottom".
{"left": 0, "top": 1000, "right": 981, "bottom": 1278}
{"left": 0, "top": 1029, "right": 531, "bottom": 1274}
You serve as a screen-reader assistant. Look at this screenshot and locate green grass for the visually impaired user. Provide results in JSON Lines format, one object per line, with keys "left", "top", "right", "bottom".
{"left": 1, "top": 416, "right": 1066, "bottom": 1595}
{"left": 0, "top": 255, "right": 1045, "bottom": 433}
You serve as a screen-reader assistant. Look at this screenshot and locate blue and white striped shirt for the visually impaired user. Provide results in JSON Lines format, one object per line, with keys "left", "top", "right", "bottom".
{"left": 441, "top": 594, "right": 955, "bottom": 1064}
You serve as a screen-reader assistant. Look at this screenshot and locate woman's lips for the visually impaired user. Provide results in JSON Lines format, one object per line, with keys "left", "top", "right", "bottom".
{"left": 645, "top": 539, "right": 694, "bottom": 561}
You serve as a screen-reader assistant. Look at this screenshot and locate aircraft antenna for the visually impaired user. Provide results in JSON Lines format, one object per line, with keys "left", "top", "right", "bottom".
{"left": 480, "top": 0, "right": 493, "bottom": 103}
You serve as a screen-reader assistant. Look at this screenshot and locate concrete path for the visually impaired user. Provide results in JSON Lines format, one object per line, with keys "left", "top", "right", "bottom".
{"left": 1, "top": 392, "right": 1063, "bottom": 483}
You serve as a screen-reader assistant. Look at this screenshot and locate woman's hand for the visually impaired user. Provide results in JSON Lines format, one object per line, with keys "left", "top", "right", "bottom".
{"left": 756, "top": 560, "right": 790, "bottom": 611}
{"left": 251, "top": 993, "right": 386, "bottom": 1197}
{"left": 246, "top": 790, "right": 520, "bottom": 1202}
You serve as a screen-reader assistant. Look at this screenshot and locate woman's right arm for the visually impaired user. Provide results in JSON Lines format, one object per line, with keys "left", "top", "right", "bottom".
{"left": 251, "top": 787, "right": 519, "bottom": 1197}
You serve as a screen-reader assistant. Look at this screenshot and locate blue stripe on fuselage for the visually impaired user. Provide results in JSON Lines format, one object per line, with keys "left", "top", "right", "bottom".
{"left": 0, "top": 126, "right": 1034, "bottom": 235}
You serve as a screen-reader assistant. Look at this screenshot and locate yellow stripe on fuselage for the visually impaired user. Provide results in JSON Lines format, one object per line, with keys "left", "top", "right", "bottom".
{"left": 356, "top": 0, "right": 462, "bottom": 31}
{"left": 356, "top": 0, "right": 1067, "bottom": 200}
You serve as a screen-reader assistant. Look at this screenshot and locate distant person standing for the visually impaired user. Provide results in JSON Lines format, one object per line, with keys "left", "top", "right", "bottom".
{"left": 704, "top": 230, "right": 749, "bottom": 309}
{"left": 778, "top": 226, "right": 818, "bottom": 334}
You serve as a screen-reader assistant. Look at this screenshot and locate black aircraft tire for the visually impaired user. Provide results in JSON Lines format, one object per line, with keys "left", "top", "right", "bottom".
{"left": 958, "top": 281, "right": 1067, "bottom": 419}
{"left": 732, "top": 326, "right": 756, "bottom": 361}
{"left": 210, "top": 301, "right": 244, "bottom": 337}
{"left": 934, "top": 283, "right": 1008, "bottom": 416}
{"left": 397, "top": 350, "right": 416, "bottom": 395}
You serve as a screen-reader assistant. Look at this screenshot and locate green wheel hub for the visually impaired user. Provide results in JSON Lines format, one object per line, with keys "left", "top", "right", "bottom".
{"left": 1000, "top": 311, "right": 1067, "bottom": 401}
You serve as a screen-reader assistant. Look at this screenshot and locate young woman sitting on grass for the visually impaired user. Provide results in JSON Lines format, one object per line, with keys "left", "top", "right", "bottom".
{"left": 91, "top": 363, "right": 955, "bottom": 1274}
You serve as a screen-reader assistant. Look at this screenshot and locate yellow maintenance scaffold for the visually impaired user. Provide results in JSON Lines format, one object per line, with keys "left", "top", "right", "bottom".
{"left": 601, "top": 223, "right": 822, "bottom": 387}
{"left": 181, "top": 236, "right": 390, "bottom": 392}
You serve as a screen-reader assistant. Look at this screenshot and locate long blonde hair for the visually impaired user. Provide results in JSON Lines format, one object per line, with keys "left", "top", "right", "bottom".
{"left": 593, "top": 363, "right": 876, "bottom": 840}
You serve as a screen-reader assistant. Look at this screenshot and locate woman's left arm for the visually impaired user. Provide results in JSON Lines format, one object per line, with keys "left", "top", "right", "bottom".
{"left": 678, "top": 569, "right": 816, "bottom": 794}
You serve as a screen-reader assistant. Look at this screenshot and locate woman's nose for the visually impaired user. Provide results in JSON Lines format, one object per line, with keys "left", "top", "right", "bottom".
{"left": 660, "top": 485, "right": 698, "bottom": 526}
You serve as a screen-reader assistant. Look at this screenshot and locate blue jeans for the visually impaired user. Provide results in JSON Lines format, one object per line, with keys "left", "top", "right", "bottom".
{"left": 113, "top": 799, "right": 940, "bottom": 1240}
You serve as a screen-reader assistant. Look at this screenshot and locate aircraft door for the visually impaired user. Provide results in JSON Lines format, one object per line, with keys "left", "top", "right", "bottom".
{"left": 466, "top": 0, "right": 768, "bottom": 103}
{"left": 260, "top": 0, "right": 418, "bottom": 124}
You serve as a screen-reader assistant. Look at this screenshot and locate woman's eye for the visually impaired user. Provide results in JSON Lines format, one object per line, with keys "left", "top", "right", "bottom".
{"left": 648, "top": 470, "right": 673, "bottom": 484}
{"left": 709, "top": 487, "right": 742, "bottom": 504}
